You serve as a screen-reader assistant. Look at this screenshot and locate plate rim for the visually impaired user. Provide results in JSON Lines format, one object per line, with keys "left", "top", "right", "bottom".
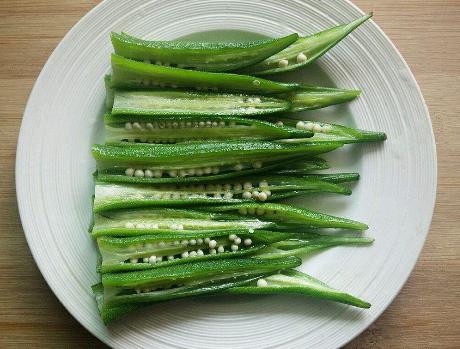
{"left": 15, "top": 0, "right": 437, "bottom": 347}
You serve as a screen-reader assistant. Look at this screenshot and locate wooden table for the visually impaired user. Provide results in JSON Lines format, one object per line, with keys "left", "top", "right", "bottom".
{"left": 1, "top": 1, "right": 458, "bottom": 347}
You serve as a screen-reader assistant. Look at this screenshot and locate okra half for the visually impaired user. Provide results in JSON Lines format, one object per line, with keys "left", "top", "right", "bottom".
{"left": 111, "top": 32, "right": 299, "bottom": 72}
{"left": 242, "top": 13, "right": 373, "bottom": 75}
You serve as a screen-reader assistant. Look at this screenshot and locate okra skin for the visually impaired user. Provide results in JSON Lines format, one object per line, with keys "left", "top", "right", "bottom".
{"left": 203, "top": 203, "right": 369, "bottom": 231}
{"left": 287, "top": 86, "right": 361, "bottom": 111}
{"left": 242, "top": 13, "right": 373, "bottom": 75}
{"left": 111, "top": 54, "right": 298, "bottom": 94}
{"left": 102, "top": 256, "right": 301, "bottom": 289}
{"left": 104, "top": 113, "right": 312, "bottom": 143}
{"left": 225, "top": 270, "right": 371, "bottom": 308}
{"left": 111, "top": 32, "right": 299, "bottom": 72}
{"left": 96, "top": 157, "right": 328, "bottom": 185}
{"left": 92, "top": 141, "right": 342, "bottom": 169}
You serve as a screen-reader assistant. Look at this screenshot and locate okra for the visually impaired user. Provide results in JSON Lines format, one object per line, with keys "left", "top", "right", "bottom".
{"left": 96, "top": 157, "right": 330, "bottom": 185}
{"left": 242, "top": 13, "right": 373, "bottom": 75}
{"left": 272, "top": 117, "right": 387, "bottom": 143}
{"left": 286, "top": 86, "right": 361, "bottom": 111}
{"left": 93, "top": 175, "right": 353, "bottom": 212}
{"left": 97, "top": 229, "right": 289, "bottom": 273}
{"left": 90, "top": 208, "right": 274, "bottom": 238}
{"left": 104, "top": 113, "right": 313, "bottom": 144}
{"left": 92, "top": 141, "right": 342, "bottom": 180}
{"left": 202, "top": 202, "right": 369, "bottom": 231}
{"left": 111, "top": 32, "right": 299, "bottom": 72}
{"left": 111, "top": 54, "right": 298, "bottom": 94}
{"left": 225, "top": 269, "right": 370, "bottom": 308}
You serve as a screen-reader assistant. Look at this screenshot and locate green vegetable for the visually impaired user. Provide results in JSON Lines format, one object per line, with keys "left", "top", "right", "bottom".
{"left": 104, "top": 113, "right": 312, "bottom": 143}
{"left": 225, "top": 270, "right": 371, "bottom": 308}
{"left": 242, "top": 13, "right": 373, "bottom": 75}
{"left": 111, "top": 32, "right": 299, "bottom": 72}
{"left": 92, "top": 176, "right": 353, "bottom": 212}
{"left": 286, "top": 86, "right": 361, "bottom": 111}
{"left": 110, "top": 54, "right": 298, "bottom": 94}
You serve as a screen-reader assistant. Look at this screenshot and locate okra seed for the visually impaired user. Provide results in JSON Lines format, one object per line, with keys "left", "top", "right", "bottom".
{"left": 181, "top": 251, "right": 189, "bottom": 258}
{"left": 208, "top": 240, "right": 217, "bottom": 248}
{"left": 244, "top": 238, "right": 252, "bottom": 246}
{"left": 253, "top": 97, "right": 261, "bottom": 103}
{"left": 189, "top": 251, "right": 197, "bottom": 257}
{"left": 146, "top": 123, "right": 154, "bottom": 130}
{"left": 144, "top": 169, "right": 153, "bottom": 178}
{"left": 206, "top": 121, "right": 212, "bottom": 127}
{"left": 313, "top": 124, "right": 322, "bottom": 133}
{"left": 136, "top": 223, "right": 146, "bottom": 229}
{"left": 296, "top": 52, "right": 308, "bottom": 63}
{"left": 204, "top": 238, "right": 211, "bottom": 244}
{"left": 247, "top": 207, "right": 256, "bottom": 215}
{"left": 278, "top": 59, "right": 289, "bottom": 68}
{"left": 197, "top": 238, "right": 203, "bottom": 244}
{"left": 153, "top": 170, "right": 163, "bottom": 178}
{"left": 242, "top": 191, "right": 252, "bottom": 199}
{"left": 233, "top": 183, "right": 243, "bottom": 191}
{"left": 156, "top": 256, "right": 163, "bottom": 262}
{"left": 253, "top": 161, "right": 263, "bottom": 169}
{"left": 129, "top": 258, "right": 138, "bottom": 264}
{"left": 177, "top": 224, "right": 184, "bottom": 230}
{"left": 133, "top": 122, "right": 142, "bottom": 130}
{"left": 186, "top": 121, "right": 192, "bottom": 127}
{"left": 125, "top": 222, "right": 135, "bottom": 229}
{"left": 196, "top": 168, "right": 204, "bottom": 176}
{"left": 257, "top": 278, "right": 268, "bottom": 287}
{"left": 199, "top": 121, "right": 205, "bottom": 127}
{"left": 158, "top": 242, "right": 166, "bottom": 247}
{"left": 125, "top": 168, "right": 135, "bottom": 176}
{"left": 238, "top": 208, "right": 248, "bottom": 215}
{"left": 231, "top": 244, "right": 239, "bottom": 251}
{"left": 181, "top": 240, "right": 189, "bottom": 246}
{"left": 234, "top": 163, "right": 244, "bottom": 171}
{"left": 219, "top": 121, "right": 226, "bottom": 127}
{"left": 217, "top": 246, "right": 225, "bottom": 253}
{"left": 125, "top": 122, "right": 133, "bottom": 130}
{"left": 197, "top": 249, "right": 204, "bottom": 256}
{"left": 249, "top": 228, "right": 255, "bottom": 233}
{"left": 223, "top": 183, "right": 232, "bottom": 191}
{"left": 212, "top": 121, "right": 218, "bottom": 127}
{"left": 136, "top": 288, "right": 142, "bottom": 294}
{"left": 252, "top": 190, "right": 260, "bottom": 199}
{"left": 234, "top": 237, "right": 242, "bottom": 245}
{"left": 229, "top": 234, "right": 237, "bottom": 241}
{"left": 305, "top": 122, "right": 314, "bottom": 130}
{"left": 179, "top": 169, "right": 188, "bottom": 177}
{"left": 168, "top": 255, "right": 174, "bottom": 260}
{"left": 169, "top": 170, "right": 178, "bottom": 177}
{"left": 204, "top": 167, "right": 212, "bottom": 174}
{"left": 243, "top": 182, "right": 253, "bottom": 190}
{"left": 224, "top": 192, "right": 233, "bottom": 199}
{"left": 145, "top": 243, "right": 154, "bottom": 249}
{"left": 259, "top": 181, "right": 269, "bottom": 188}
{"left": 210, "top": 248, "right": 217, "bottom": 255}
{"left": 322, "top": 125, "right": 332, "bottom": 133}
{"left": 258, "top": 192, "right": 268, "bottom": 201}
{"left": 171, "top": 193, "right": 181, "bottom": 200}
{"left": 213, "top": 193, "right": 221, "bottom": 199}
{"left": 142, "top": 257, "right": 149, "bottom": 263}
{"left": 174, "top": 240, "right": 180, "bottom": 245}
{"left": 253, "top": 79, "right": 261, "bottom": 86}
{"left": 190, "top": 239, "right": 197, "bottom": 245}
{"left": 296, "top": 121, "right": 306, "bottom": 129}
{"left": 263, "top": 190, "right": 272, "bottom": 196}
{"left": 256, "top": 208, "right": 266, "bottom": 216}
{"left": 134, "top": 169, "right": 145, "bottom": 178}
{"left": 187, "top": 168, "right": 196, "bottom": 176}
{"left": 212, "top": 167, "right": 220, "bottom": 174}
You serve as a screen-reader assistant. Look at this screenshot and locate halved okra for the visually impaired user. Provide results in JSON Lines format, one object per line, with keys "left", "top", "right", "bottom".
{"left": 97, "top": 229, "right": 289, "bottom": 273}
{"left": 104, "top": 114, "right": 313, "bottom": 143}
{"left": 242, "top": 13, "right": 373, "bottom": 75}
{"left": 111, "top": 32, "right": 299, "bottom": 72}
{"left": 224, "top": 269, "right": 371, "bottom": 308}
{"left": 286, "top": 86, "right": 361, "bottom": 112}
{"left": 111, "top": 54, "right": 299, "bottom": 94}
{"left": 92, "top": 141, "right": 342, "bottom": 179}
{"left": 270, "top": 117, "right": 387, "bottom": 143}
{"left": 92, "top": 175, "right": 353, "bottom": 212}
{"left": 90, "top": 208, "right": 274, "bottom": 238}
{"left": 202, "top": 202, "right": 369, "bottom": 231}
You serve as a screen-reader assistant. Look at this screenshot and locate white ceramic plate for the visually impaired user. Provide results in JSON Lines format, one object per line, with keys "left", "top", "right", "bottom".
{"left": 16, "top": 0, "right": 436, "bottom": 348}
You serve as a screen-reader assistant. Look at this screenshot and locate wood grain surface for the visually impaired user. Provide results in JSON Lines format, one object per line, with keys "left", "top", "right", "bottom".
{"left": 0, "top": 1, "right": 458, "bottom": 348}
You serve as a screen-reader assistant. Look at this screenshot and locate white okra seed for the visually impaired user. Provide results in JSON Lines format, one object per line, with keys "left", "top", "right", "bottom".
{"left": 322, "top": 125, "right": 333, "bottom": 133}
{"left": 247, "top": 207, "right": 256, "bottom": 215}
{"left": 134, "top": 169, "right": 145, "bottom": 178}
{"left": 223, "top": 183, "right": 232, "bottom": 191}
{"left": 256, "top": 207, "right": 266, "bottom": 216}
{"left": 129, "top": 258, "right": 138, "bottom": 264}
{"left": 313, "top": 123, "right": 322, "bottom": 133}
{"left": 305, "top": 122, "right": 314, "bottom": 130}
{"left": 231, "top": 244, "right": 239, "bottom": 251}
{"left": 253, "top": 161, "right": 263, "bottom": 169}
{"left": 144, "top": 169, "right": 153, "bottom": 178}
{"left": 197, "top": 238, "right": 203, "bottom": 244}
{"left": 197, "top": 249, "right": 204, "bottom": 256}
{"left": 189, "top": 251, "right": 197, "bottom": 257}
{"left": 234, "top": 163, "right": 244, "bottom": 171}
{"left": 195, "top": 168, "right": 204, "bottom": 176}
{"left": 189, "top": 239, "right": 197, "bottom": 245}
{"left": 242, "top": 191, "right": 252, "bottom": 199}
{"left": 142, "top": 257, "right": 149, "bottom": 263}
{"left": 133, "top": 122, "right": 142, "bottom": 130}
{"left": 258, "top": 192, "right": 268, "bottom": 201}
{"left": 125, "top": 222, "right": 134, "bottom": 229}
{"left": 153, "top": 169, "right": 163, "bottom": 178}
{"left": 229, "top": 234, "right": 237, "bottom": 241}
{"left": 238, "top": 208, "right": 248, "bottom": 215}
{"left": 252, "top": 190, "right": 260, "bottom": 199}
{"left": 148, "top": 256, "right": 157, "bottom": 264}
{"left": 168, "top": 255, "right": 175, "bottom": 260}
{"left": 296, "top": 52, "right": 307, "bottom": 63}
{"left": 233, "top": 183, "right": 243, "bottom": 191}
{"left": 204, "top": 167, "right": 212, "bottom": 174}
{"left": 181, "top": 251, "right": 189, "bottom": 258}
{"left": 146, "top": 123, "right": 154, "bottom": 130}
{"left": 208, "top": 240, "right": 217, "bottom": 248}
{"left": 259, "top": 181, "right": 269, "bottom": 188}
{"left": 278, "top": 59, "right": 289, "bottom": 68}
{"left": 169, "top": 170, "right": 178, "bottom": 177}
{"left": 125, "top": 168, "right": 135, "bottom": 176}
{"left": 212, "top": 167, "right": 220, "bottom": 174}
{"left": 224, "top": 192, "right": 233, "bottom": 199}
{"left": 244, "top": 238, "right": 252, "bottom": 246}
{"left": 296, "top": 121, "right": 306, "bottom": 130}
{"left": 243, "top": 182, "right": 253, "bottom": 190}
{"left": 217, "top": 246, "right": 225, "bottom": 253}
{"left": 204, "top": 237, "right": 211, "bottom": 244}
{"left": 257, "top": 278, "right": 268, "bottom": 287}
{"left": 234, "top": 237, "right": 242, "bottom": 245}
{"left": 219, "top": 121, "right": 226, "bottom": 127}
{"left": 276, "top": 121, "right": 284, "bottom": 126}
{"left": 210, "top": 248, "right": 217, "bottom": 255}
{"left": 156, "top": 256, "right": 164, "bottom": 262}
{"left": 125, "top": 122, "right": 133, "bottom": 130}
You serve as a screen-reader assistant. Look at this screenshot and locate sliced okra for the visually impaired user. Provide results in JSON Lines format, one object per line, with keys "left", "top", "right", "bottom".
{"left": 286, "top": 86, "right": 361, "bottom": 111}
{"left": 97, "top": 229, "right": 289, "bottom": 273}
{"left": 225, "top": 269, "right": 371, "bottom": 308}
{"left": 111, "top": 32, "right": 299, "bottom": 72}
{"left": 90, "top": 208, "right": 274, "bottom": 238}
{"left": 202, "top": 202, "right": 369, "bottom": 231}
{"left": 92, "top": 141, "right": 341, "bottom": 172}
{"left": 111, "top": 54, "right": 298, "bottom": 94}
{"left": 271, "top": 117, "right": 386, "bottom": 143}
{"left": 96, "top": 157, "right": 328, "bottom": 185}
{"left": 242, "top": 13, "right": 373, "bottom": 75}
{"left": 104, "top": 113, "right": 312, "bottom": 144}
